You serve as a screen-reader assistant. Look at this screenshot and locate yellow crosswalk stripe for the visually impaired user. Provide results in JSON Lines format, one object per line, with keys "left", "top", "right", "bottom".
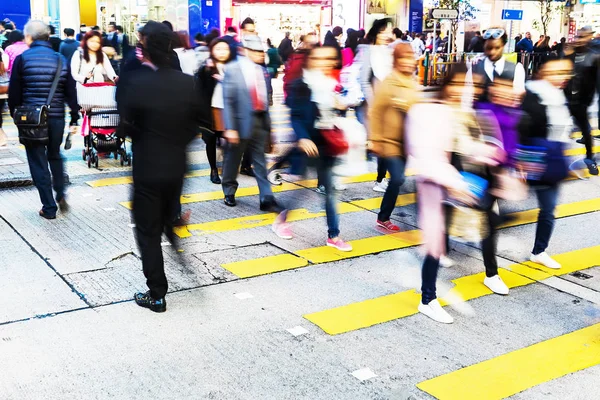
{"left": 570, "top": 129, "right": 600, "bottom": 139}
{"left": 174, "top": 193, "right": 416, "bottom": 238}
{"left": 417, "top": 322, "right": 600, "bottom": 400}
{"left": 221, "top": 198, "right": 600, "bottom": 280}
{"left": 564, "top": 145, "right": 600, "bottom": 157}
{"left": 86, "top": 168, "right": 213, "bottom": 187}
{"left": 305, "top": 245, "right": 600, "bottom": 335}
{"left": 119, "top": 172, "right": 386, "bottom": 209}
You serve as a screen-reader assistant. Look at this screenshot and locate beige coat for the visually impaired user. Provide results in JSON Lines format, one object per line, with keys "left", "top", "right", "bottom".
{"left": 368, "top": 71, "right": 419, "bottom": 158}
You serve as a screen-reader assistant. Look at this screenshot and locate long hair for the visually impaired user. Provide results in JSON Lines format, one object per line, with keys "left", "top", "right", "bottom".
{"left": 81, "top": 30, "right": 104, "bottom": 64}
{"left": 209, "top": 38, "right": 234, "bottom": 67}
{"left": 176, "top": 30, "right": 192, "bottom": 50}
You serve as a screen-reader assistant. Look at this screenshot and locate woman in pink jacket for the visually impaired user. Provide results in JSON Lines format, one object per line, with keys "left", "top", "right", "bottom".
{"left": 4, "top": 30, "right": 28, "bottom": 73}
{"left": 406, "top": 64, "right": 502, "bottom": 324}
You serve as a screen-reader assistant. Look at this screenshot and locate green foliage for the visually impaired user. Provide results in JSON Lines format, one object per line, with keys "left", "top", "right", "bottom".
{"left": 532, "top": 0, "right": 564, "bottom": 36}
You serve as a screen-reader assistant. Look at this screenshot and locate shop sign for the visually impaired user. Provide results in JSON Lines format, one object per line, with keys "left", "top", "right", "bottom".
{"left": 233, "top": 0, "right": 332, "bottom": 4}
{"left": 367, "top": 1, "right": 386, "bottom": 14}
{"left": 332, "top": 0, "right": 361, "bottom": 30}
{"left": 409, "top": 0, "right": 423, "bottom": 33}
{"left": 568, "top": 18, "right": 577, "bottom": 42}
{"left": 580, "top": 0, "right": 600, "bottom": 4}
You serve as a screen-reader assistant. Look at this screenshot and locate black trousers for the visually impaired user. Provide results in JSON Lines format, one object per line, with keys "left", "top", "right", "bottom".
{"left": 133, "top": 177, "right": 183, "bottom": 300}
{"left": 570, "top": 104, "right": 593, "bottom": 160}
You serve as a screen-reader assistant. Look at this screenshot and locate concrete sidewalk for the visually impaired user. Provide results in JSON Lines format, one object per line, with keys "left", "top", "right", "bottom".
{"left": 0, "top": 116, "right": 32, "bottom": 188}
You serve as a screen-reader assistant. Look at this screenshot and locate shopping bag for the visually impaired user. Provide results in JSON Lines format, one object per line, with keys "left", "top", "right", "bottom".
{"left": 320, "top": 127, "right": 348, "bottom": 157}
{"left": 77, "top": 82, "right": 117, "bottom": 111}
{"left": 332, "top": 117, "right": 368, "bottom": 176}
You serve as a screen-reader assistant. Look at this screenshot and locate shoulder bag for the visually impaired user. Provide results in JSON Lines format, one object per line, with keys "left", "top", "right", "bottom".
{"left": 13, "top": 54, "right": 63, "bottom": 146}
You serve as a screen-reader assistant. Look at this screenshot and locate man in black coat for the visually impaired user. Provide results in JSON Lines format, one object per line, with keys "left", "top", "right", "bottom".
{"left": 118, "top": 21, "right": 205, "bottom": 313}
{"left": 278, "top": 32, "right": 294, "bottom": 64}
{"left": 8, "top": 20, "right": 79, "bottom": 219}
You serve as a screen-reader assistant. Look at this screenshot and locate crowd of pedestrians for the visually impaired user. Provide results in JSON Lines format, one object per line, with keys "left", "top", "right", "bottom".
{"left": 0, "top": 17, "right": 598, "bottom": 323}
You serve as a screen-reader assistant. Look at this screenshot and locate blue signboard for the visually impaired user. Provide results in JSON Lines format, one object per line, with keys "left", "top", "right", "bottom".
{"left": 409, "top": 0, "right": 423, "bottom": 34}
{"left": 502, "top": 9, "right": 523, "bottom": 21}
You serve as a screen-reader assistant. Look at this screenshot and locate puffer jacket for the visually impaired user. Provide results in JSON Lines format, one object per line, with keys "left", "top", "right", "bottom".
{"left": 9, "top": 41, "right": 78, "bottom": 121}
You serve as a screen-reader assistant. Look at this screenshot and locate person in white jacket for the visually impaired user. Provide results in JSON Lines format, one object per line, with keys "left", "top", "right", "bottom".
{"left": 70, "top": 30, "right": 117, "bottom": 84}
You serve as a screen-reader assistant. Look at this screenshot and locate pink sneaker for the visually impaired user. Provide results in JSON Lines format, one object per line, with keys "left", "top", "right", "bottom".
{"left": 272, "top": 221, "right": 293, "bottom": 239}
{"left": 377, "top": 219, "right": 400, "bottom": 232}
{"left": 326, "top": 237, "right": 353, "bottom": 252}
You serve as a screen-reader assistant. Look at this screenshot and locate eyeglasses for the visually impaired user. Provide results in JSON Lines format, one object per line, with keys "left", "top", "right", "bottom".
{"left": 483, "top": 29, "right": 505, "bottom": 40}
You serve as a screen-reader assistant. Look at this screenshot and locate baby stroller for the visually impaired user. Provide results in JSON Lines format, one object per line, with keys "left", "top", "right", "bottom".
{"left": 77, "top": 82, "right": 131, "bottom": 168}
{"left": 83, "top": 108, "right": 131, "bottom": 168}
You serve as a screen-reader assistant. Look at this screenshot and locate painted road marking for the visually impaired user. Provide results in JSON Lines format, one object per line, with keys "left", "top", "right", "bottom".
{"left": 305, "top": 245, "right": 600, "bottom": 335}
{"left": 286, "top": 326, "right": 309, "bottom": 337}
{"left": 119, "top": 172, "right": 387, "bottom": 210}
{"left": 173, "top": 193, "right": 416, "bottom": 238}
{"left": 351, "top": 368, "right": 377, "bottom": 381}
{"left": 221, "top": 198, "right": 600, "bottom": 279}
{"left": 416, "top": 323, "right": 600, "bottom": 400}
{"left": 86, "top": 168, "right": 214, "bottom": 187}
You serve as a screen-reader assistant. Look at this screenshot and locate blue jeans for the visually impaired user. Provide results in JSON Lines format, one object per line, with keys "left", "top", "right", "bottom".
{"left": 319, "top": 155, "right": 340, "bottom": 238}
{"left": 532, "top": 184, "right": 559, "bottom": 255}
{"left": 24, "top": 118, "right": 66, "bottom": 217}
{"left": 378, "top": 156, "right": 406, "bottom": 222}
{"left": 421, "top": 255, "right": 440, "bottom": 305}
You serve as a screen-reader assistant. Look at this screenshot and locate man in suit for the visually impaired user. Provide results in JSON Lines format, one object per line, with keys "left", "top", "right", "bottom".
{"left": 221, "top": 35, "right": 278, "bottom": 210}
{"left": 118, "top": 21, "right": 205, "bottom": 313}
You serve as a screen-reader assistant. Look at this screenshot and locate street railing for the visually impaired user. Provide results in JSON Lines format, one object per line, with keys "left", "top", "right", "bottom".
{"left": 420, "top": 51, "right": 559, "bottom": 86}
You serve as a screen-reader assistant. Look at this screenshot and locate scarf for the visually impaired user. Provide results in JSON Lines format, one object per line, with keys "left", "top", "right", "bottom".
{"left": 526, "top": 79, "right": 572, "bottom": 142}
{"left": 303, "top": 69, "right": 339, "bottom": 129}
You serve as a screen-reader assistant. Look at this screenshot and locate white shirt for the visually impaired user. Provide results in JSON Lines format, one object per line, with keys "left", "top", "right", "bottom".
{"left": 174, "top": 48, "right": 197, "bottom": 76}
{"left": 70, "top": 50, "right": 117, "bottom": 84}
{"left": 482, "top": 56, "right": 526, "bottom": 92}
{"left": 370, "top": 45, "right": 393, "bottom": 82}
{"left": 0, "top": 50, "right": 9, "bottom": 99}
{"left": 239, "top": 56, "right": 267, "bottom": 109}
{"left": 411, "top": 38, "right": 425, "bottom": 57}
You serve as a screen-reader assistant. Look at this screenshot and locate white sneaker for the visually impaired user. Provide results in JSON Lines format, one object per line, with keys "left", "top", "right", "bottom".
{"left": 373, "top": 178, "right": 389, "bottom": 193}
{"left": 530, "top": 252, "right": 561, "bottom": 269}
{"left": 439, "top": 255, "right": 455, "bottom": 268}
{"left": 418, "top": 299, "right": 454, "bottom": 324}
{"left": 483, "top": 275, "right": 509, "bottom": 295}
{"left": 334, "top": 177, "right": 347, "bottom": 191}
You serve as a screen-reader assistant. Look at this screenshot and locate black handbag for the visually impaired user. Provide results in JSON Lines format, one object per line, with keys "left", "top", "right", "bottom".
{"left": 13, "top": 54, "right": 63, "bottom": 146}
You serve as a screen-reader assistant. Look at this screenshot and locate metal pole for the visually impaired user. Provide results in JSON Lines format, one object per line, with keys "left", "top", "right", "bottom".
{"left": 433, "top": 19, "right": 437, "bottom": 57}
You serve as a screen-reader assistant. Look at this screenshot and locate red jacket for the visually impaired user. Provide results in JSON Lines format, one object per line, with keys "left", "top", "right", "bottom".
{"left": 283, "top": 51, "right": 307, "bottom": 98}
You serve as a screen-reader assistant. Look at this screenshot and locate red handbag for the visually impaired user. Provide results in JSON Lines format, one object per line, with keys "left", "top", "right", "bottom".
{"left": 320, "top": 127, "right": 348, "bottom": 156}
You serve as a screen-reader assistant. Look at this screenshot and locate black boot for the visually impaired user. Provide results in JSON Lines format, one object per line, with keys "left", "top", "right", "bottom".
{"left": 210, "top": 168, "right": 221, "bottom": 184}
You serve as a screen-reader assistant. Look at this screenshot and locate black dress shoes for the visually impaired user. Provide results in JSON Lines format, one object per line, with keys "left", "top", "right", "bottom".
{"left": 210, "top": 169, "right": 221, "bottom": 184}
{"left": 224, "top": 195, "right": 236, "bottom": 207}
{"left": 39, "top": 209, "right": 56, "bottom": 220}
{"left": 260, "top": 197, "right": 280, "bottom": 212}
{"left": 240, "top": 167, "right": 255, "bottom": 177}
{"left": 134, "top": 291, "right": 167, "bottom": 313}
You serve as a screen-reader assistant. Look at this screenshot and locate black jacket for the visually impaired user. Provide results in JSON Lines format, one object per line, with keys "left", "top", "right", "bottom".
{"left": 278, "top": 37, "right": 294, "bottom": 63}
{"left": 8, "top": 41, "right": 78, "bottom": 123}
{"left": 118, "top": 67, "right": 204, "bottom": 182}
{"left": 49, "top": 36, "right": 62, "bottom": 52}
{"left": 518, "top": 90, "right": 547, "bottom": 143}
{"left": 468, "top": 36, "right": 484, "bottom": 53}
{"left": 565, "top": 47, "right": 600, "bottom": 106}
{"left": 195, "top": 62, "right": 219, "bottom": 131}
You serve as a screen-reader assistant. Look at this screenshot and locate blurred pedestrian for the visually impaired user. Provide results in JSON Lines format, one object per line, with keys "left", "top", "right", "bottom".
{"left": 266, "top": 38, "right": 282, "bottom": 79}
{"left": 221, "top": 35, "right": 278, "bottom": 210}
{"left": 4, "top": 30, "right": 27, "bottom": 73}
{"left": 516, "top": 32, "right": 533, "bottom": 53}
{"left": 411, "top": 33, "right": 425, "bottom": 58}
{"left": 196, "top": 38, "right": 235, "bottom": 184}
{"left": 8, "top": 20, "right": 78, "bottom": 218}
{"left": 520, "top": 55, "right": 574, "bottom": 270}
{"left": 48, "top": 25, "right": 61, "bottom": 52}
{"left": 174, "top": 31, "right": 197, "bottom": 75}
{"left": 468, "top": 31, "right": 484, "bottom": 53}
{"left": 278, "top": 32, "right": 294, "bottom": 64}
{"left": 406, "top": 65, "right": 474, "bottom": 324}
{"left": 273, "top": 45, "right": 353, "bottom": 251}
{"left": 564, "top": 26, "right": 599, "bottom": 175}
{"left": 59, "top": 28, "right": 80, "bottom": 62}
{"left": 283, "top": 32, "right": 318, "bottom": 99}
{"left": 119, "top": 21, "right": 204, "bottom": 313}
{"left": 369, "top": 43, "right": 419, "bottom": 231}
{"left": 71, "top": 30, "right": 118, "bottom": 84}
{"left": 0, "top": 49, "right": 8, "bottom": 146}
{"left": 358, "top": 18, "right": 394, "bottom": 191}
{"left": 343, "top": 29, "right": 359, "bottom": 66}
{"left": 194, "top": 33, "right": 210, "bottom": 69}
